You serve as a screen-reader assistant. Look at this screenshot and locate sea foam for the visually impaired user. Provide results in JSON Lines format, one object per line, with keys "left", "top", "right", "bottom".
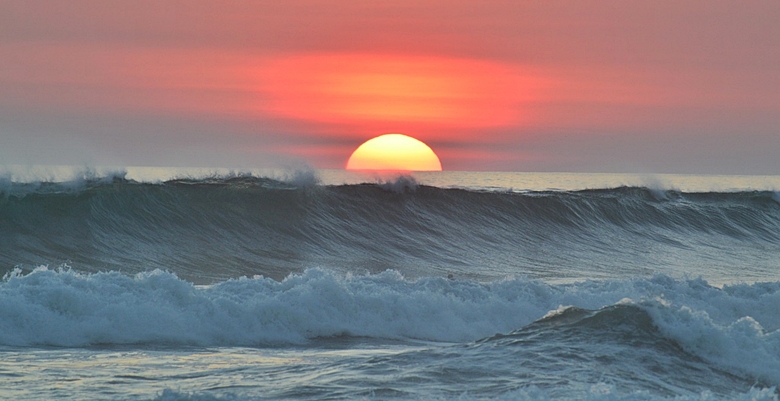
{"left": 2, "top": 267, "right": 779, "bottom": 386}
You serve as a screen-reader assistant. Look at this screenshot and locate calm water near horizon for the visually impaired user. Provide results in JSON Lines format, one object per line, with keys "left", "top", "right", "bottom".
{"left": 4, "top": 164, "right": 780, "bottom": 192}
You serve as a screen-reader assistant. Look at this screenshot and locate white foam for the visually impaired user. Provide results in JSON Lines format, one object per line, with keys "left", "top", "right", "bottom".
{"left": 1, "top": 268, "right": 779, "bottom": 386}
{"left": 649, "top": 303, "right": 780, "bottom": 386}
{"left": 279, "top": 166, "right": 320, "bottom": 188}
{"left": 377, "top": 174, "right": 419, "bottom": 193}
{"left": 0, "top": 267, "right": 622, "bottom": 347}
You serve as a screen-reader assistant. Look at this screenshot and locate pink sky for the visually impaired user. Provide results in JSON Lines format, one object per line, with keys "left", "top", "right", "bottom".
{"left": 1, "top": 0, "right": 779, "bottom": 173}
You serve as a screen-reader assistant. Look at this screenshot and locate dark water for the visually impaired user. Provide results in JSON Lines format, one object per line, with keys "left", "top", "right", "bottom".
{"left": 1, "top": 173, "right": 779, "bottom": 400}
{"left": 2, "top": 175, "right": 779, "bottom": 283}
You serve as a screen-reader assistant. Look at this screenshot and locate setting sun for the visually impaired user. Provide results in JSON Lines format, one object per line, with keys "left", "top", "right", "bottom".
{"left": 346, "top": 134, "right": 442, "bottom": 171}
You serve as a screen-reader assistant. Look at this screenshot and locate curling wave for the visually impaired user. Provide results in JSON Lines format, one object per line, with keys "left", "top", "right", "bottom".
{"left": 1, "top": 175, "right": 779, "bottom": 283}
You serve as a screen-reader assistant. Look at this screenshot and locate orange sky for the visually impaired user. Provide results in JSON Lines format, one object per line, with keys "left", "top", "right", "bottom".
{"left": 1, "top": 0, "right": 779, "bottom": 173}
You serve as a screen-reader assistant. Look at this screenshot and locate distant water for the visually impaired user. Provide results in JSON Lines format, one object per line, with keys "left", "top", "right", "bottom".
{"left": 1, "top": 166, "right": 779, "bottom": 400}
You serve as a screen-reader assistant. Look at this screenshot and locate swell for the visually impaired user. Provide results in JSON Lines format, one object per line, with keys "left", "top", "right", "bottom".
{"left": 1, "top": 176, "right": 779, "bottom": 283}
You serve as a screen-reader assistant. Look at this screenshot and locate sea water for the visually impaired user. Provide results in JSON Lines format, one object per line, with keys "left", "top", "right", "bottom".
{"left": 1, "top": 166, "right": 779, "bottom": 400}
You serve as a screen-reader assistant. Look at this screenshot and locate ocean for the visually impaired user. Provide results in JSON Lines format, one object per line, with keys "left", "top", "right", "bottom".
{"left": 1, "top": 166, "right": 779, "bottom": 400}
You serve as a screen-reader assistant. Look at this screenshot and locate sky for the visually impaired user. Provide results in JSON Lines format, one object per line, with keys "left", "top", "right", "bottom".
{"left": 1, "top": 0, "right": 779, "bottom": 174}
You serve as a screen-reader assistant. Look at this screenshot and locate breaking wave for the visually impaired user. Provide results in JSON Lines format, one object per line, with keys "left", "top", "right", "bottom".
{"left": 1, "top": 268, "right": 779, "bottom": 391}
{"left": 1, "top": 175, "right": 779, "bottom": 283}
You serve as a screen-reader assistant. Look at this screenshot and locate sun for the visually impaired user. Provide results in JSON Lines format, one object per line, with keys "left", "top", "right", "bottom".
{"left": 346, "top": 134, "right": 442, "bottom": 171}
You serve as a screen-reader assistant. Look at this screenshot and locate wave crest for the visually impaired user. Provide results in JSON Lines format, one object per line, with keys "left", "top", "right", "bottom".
{"left": 2, "top": 178, "right": 779, "bottom": 284}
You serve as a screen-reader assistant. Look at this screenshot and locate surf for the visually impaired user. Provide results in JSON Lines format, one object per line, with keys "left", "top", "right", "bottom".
{"left": 2, "top": 267, "right": 779, "bottom": 392}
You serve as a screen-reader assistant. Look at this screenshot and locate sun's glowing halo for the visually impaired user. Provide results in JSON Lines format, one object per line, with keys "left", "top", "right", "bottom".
{"left": 346, "top": 134, "right": 442, "bottom": 171}
{"left": 258, "top": 53, "right": 539, "bottom": 128}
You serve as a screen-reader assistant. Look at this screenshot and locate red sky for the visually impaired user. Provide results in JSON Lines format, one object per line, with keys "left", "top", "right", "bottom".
{"left": 2, "top": 0, "right": 779, "bottom": 173}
